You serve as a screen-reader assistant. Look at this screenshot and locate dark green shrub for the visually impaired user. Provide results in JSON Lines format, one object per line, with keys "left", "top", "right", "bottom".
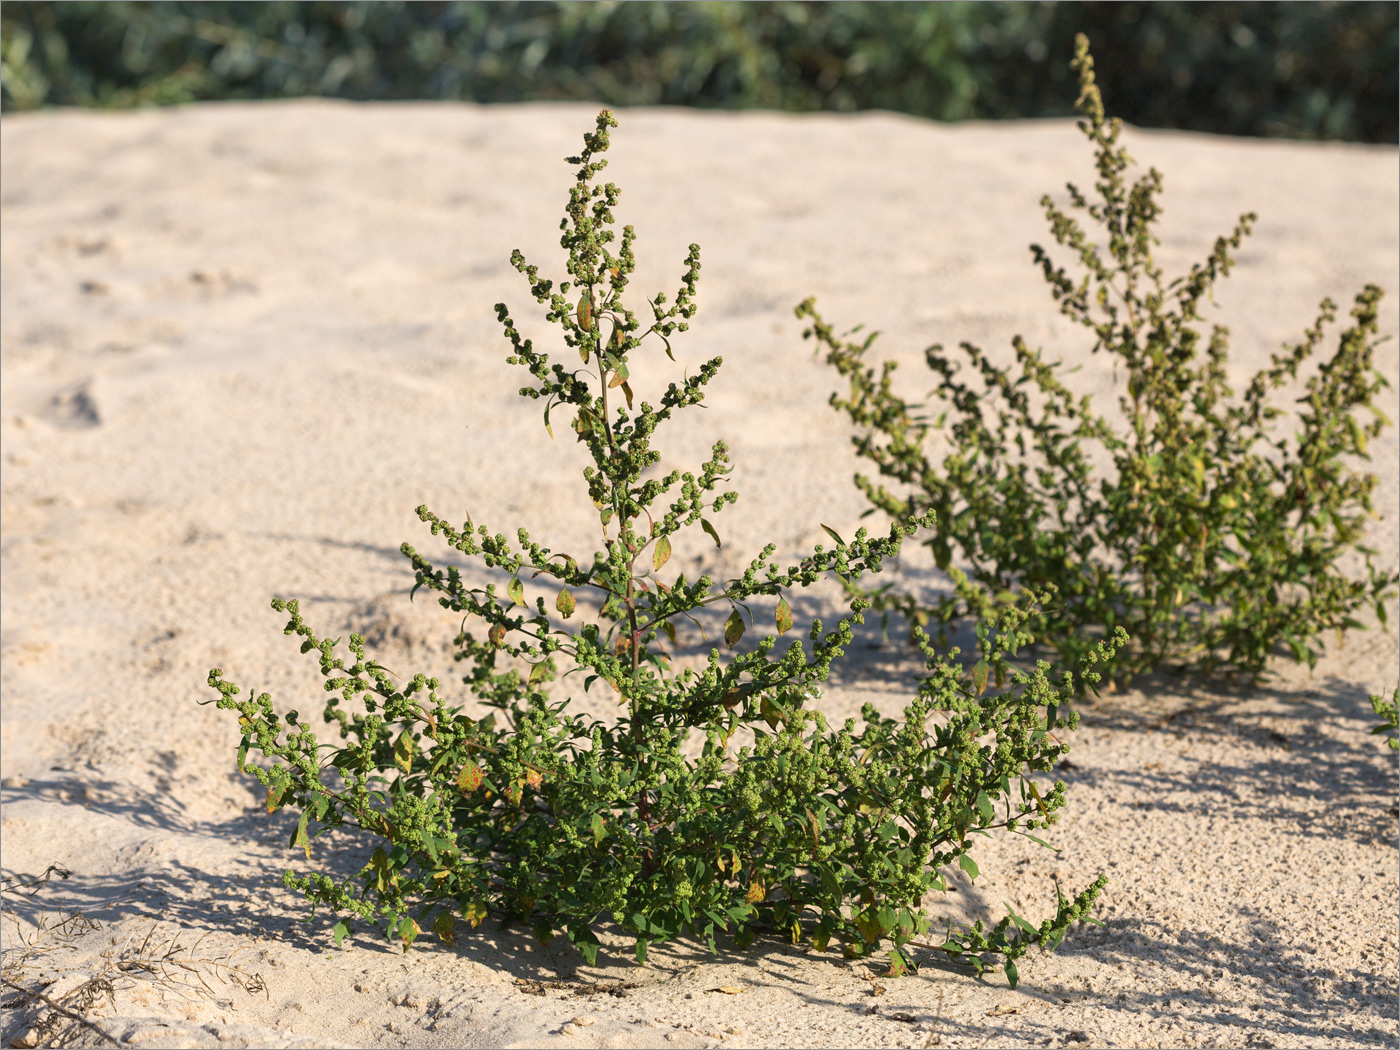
{"left": 208, "top": 110, "right": 1116, "bottom": 985}
{"left": 4, "top": 2, "right": 1396, "bottom": 141}
{"left": 798, "top": 34, "right": 1397, "bottom": 688}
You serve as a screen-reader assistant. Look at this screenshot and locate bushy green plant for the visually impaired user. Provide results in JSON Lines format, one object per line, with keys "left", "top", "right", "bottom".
{"left": 1371, "top": 688, "right": 1399, "bottom": 750}
{"left": 797, "top": 34, "right": 1397, "bottom": 687}
{"left": 208, "top": 110, "right": 1116, "bottom": 985}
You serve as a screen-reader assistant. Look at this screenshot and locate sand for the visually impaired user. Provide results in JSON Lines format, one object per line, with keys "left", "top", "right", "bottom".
{"left": 1, "top": 99, "right": 1396, "bottom": 1049}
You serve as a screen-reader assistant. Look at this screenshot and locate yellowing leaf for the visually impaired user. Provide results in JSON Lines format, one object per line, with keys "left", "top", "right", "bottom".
{"left": 1187, "top": 454, "right": 1206, "bottom": 489}
{"left": 972, "top": 659, "right": 989, "bottom": 695}
{"left": 556, "top": 588, "right": 576, "bottom": 618}
{"left": 457, "top": 760, "right": 483, "bottom": 793}
{"left": 465, "top": 899, "right": 488, "bottom": 928}
{"left": 292, "top": 810, "right": 311, "bottom": 860}
{"left": 576, "top": 295, "right": 592, "bottom": 330}
{"left": 434, "top": 911, "right": 457, "bottom": 945}
{"left": 528, "top": 661, "right": 549, "bottom": 686}
{"left": 653, "top": 535, "right": 672, "bottom": 572}
{"left": 745, "top": 880, "right": 765, "bottom": 904}
{"left": 506, "top": 577, "right": 526, "bottom": 606}
{"left": 488, "top": 623, "right": 507, "bottom": 648}
{"left": 525, "top": 768, "right": 543, "bottom": 789}
{"left": 701, "top": 518, "right": 721, "bottom": 548}
{"left": 393, "top": 731, "right": 414, "bottom": 774}
{"left": 775, "top": 595, "right": 793, "bottom": 634}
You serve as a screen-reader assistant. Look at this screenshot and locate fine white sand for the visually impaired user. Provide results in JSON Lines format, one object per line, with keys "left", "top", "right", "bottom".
{"left": 1, "top": 100, "right": 1396, "bottom": 1049}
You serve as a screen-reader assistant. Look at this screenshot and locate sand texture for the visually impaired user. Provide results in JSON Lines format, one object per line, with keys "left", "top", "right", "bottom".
{"left": 1, "top": 100, "right": 1397, "bottom": 1049}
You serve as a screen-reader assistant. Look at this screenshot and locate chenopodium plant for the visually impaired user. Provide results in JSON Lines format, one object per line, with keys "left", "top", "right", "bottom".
{"left": 208, "top": 111, "right": 1115, "bottom": 985}
{"left": 1371, "top": 688, "right": 1399, "bottom": 750}
{"left": 796, "top": 33, "right": 1397, "bottom": 686}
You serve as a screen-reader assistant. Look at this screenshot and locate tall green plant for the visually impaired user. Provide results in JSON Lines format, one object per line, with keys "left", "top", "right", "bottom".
{"left": 209, "top": 111, "right": 1115, "bottom": 985}
{"left": 798, "top": 33, "right": 1396, "bottom": 687}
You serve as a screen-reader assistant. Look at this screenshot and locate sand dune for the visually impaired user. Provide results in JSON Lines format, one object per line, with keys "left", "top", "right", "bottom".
{"left": 1, "top": 100, "right": 1396, "bottom": 1049}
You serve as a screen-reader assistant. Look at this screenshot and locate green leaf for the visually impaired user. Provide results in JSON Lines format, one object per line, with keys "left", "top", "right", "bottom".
{"left": 759, "top": 695, "right": 782, "bottom": 729}
{"left": 591, "top": 813, "right": 606, "bottom": 846}
{"left": 701, "top": 518, "right": 721, "bottom": 548}
{"left": 506, "top": 577, "right": 526, "bottom": 606}
{"left": 815, "top": 862, "right": 842, "bottom": 907}
{"left": 653, "top": 535, "right": 672, "bottom": 571}
{"left": 933, "top": 538, "right": 951, "bottom": 570}
{"left": 958, "top": 854, "right": 979, "bottom": 881}
{"left": 331, "top": 920, "right": 350, "bottom": 946}
{"left": 820, "top": 524, "right": 846, "bottom": 547}
{"left": 884, "top": 949, "right": 909, "bottom": 978}
{"left": 1005, "top": 958, "right": 1019, "bottom": 990}
{"left": 1003, "top": 903, "right": 1038, "bottom": 936}
{"left": 1012, "top": 829, "right": 1061, "bottom": 852}
{"left": 724, "top": 609, "right": 745, "bottom": 648}
{"left": 975, "top": 790, "right": 994, "bottom": 824}
{"left": 775, "top": 595, "right": 793, "bottom": 634}
{"left": 528, "top": 661, "right": 549, "bottom": 686}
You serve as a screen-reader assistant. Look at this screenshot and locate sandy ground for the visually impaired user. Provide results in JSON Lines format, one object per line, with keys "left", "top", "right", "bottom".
{"left": 1, "top": 99, "right": 1397, "bottom": 1050}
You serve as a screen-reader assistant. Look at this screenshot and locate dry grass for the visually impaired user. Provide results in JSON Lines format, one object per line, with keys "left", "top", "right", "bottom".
{"left": 1, "top": 865, "right": 267, "bottom": 1049}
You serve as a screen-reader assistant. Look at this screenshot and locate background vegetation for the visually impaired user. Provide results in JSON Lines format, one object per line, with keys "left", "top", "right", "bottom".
{"left": 2, "top": 1, "right": 1395, "bottom": 142}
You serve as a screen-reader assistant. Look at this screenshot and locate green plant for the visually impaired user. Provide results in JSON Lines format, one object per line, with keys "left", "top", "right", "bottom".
{"left": 1370, "top": 688, "right": 1398, "bottom": 750}
{"left": 798, "top": 33, "right": 1397, "bottom": 687}
{"left": 208, "top": 110, "right": 1115, "bottom": 985}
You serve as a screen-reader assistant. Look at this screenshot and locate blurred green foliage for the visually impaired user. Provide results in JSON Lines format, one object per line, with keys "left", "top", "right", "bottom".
{"left": 2, "top": 2, "right": 1395, "bottom": 142}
